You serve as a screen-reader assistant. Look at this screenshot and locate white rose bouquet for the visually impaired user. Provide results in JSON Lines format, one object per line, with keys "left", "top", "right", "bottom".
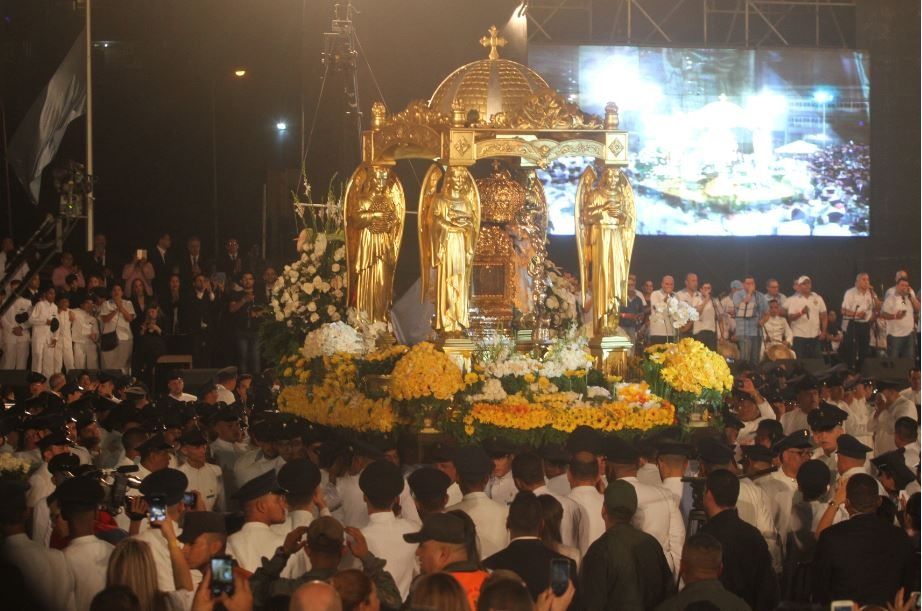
{"left": 542, "top": 260, "right": 580, "bottom": 331}
{"left": 655, "top": 296, "right": 700, "bottom": 330}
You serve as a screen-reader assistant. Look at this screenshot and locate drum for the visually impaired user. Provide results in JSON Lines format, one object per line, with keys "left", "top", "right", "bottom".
{"left": 765, "top": 342, "right": 796, "bottom": 361}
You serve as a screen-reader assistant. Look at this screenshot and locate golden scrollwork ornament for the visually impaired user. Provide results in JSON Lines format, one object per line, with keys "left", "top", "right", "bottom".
{"left": 419, "top": 165, "right": 481, "bottom": 335}
{"left": 344, "top": 164, "right": 406, "bottom": 325}
{"left": 575, "top": 166, "right": 636, "bottom": 335}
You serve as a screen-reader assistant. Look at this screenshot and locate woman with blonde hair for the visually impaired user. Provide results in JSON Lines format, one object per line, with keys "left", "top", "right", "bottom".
{"left": 407, "top": 572, "right": 472, "bottom": 611}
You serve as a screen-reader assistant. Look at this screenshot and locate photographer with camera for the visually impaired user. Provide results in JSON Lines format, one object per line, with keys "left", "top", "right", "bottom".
{"left": 133, "top": 468, "right": 194, "bottom": 593}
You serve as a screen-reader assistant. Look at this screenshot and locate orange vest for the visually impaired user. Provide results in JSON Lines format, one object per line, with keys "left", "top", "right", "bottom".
{"left": 448, "top": 570, "right": 489, "bottom": 609}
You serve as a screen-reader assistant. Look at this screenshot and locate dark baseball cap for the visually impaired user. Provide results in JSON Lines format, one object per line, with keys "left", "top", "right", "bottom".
{"left": 836, "top": 434, "right": 872, "bottom": 459}
{"left": 408, "top": 467, "right": 452, "bottom": 500}
{"left": 277, "top": 459, "right": 321, "bottom": 496}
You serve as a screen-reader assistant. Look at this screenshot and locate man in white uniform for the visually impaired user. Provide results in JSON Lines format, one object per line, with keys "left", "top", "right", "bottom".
{"left": 840, "top": 273, "right": 877, "bottom": 370}
{"left": 785, "top": 276, "right": 827, "bottom": 360}
{"left": 225, "top": 469, "right": 292, "bottom": 576}
{"left": 807, "top": 402, "right": 849, "bottom": 483}
{"left": 233, "top": 416, "right": 285, "bottom": 489}
{"left": 869, "top": 379, "right": 919, "bottom": 456}
{"left": 1, "top": 279, "right": 33, "bottom": 369}
{"left": 135, "top": 468, "right": 189, "bottom": 591}
{"left": 27, "top": 432, "right": 73, "bottom": 511}
{"left": 879, "top": 277, "right": 919, "bottom": 359}
{"left": 648, "top": 275, "right": 677, "bottom": 344}
{"left": 56, "top": 476, "right": 114, "bottom": 611}
{"left": 781, "top": 378, "right": 821, "bottom": 435}
{"left": 566, "top": 452, "right": 605, "bottom": 557}
{"left": 446, "top": 445, "right": 509, "bottom": 559}
{"left": 71, "top": 293, "right": 99, "bottom": 369}
{"left": 485, "top": 437, "right": 517, "bottom": 505}
{"left": 757, "top": 430, "right": 813, "bottom": 553}
{"left": 510, "top": 452, "right": 581, "bottom": 550}
{"left": 177, "top": 430, "right": 224, "bottom": 511}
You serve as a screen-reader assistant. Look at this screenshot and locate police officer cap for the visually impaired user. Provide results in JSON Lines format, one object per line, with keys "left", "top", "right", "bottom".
{"left": 797, "top": 377, "right": 819, "bottom": 392}
{"left": 403, "top": 512, "right": 467, "bottom": 545}
{"left": 232, "top": 469, "right": 287, "bottom": 503}
{"left": 53, "top": 475, "right": 105, "bottom": 511}
{"left": 741, "top": 444, "right": 775, "bottom": 463}
{"left": 97, "top": 371, "right": 115, "bottom": 384}
{"left": 871, "top": 452, "right": 916, "bottom": 490}
{"left": 697, "top": 438, "right": 735, "bottom": 465}
{"left": 876, "top": 379, "right": 904, "bottom": 391}
{"left": 657, "top": 441, "right": 692, "bottom": 458}
{"left": 482, "top": 437, "right": 516, "bottom": 458}
{"left": 538, "top": 444, "right": 570, "bottom": 464}
{"left": 567, "top": 425, "right": 603, "bottom": 455}
{"left": 179, "top": 429, "right": 208, "bottom": 447}
{"left": 37, "top": 432, "right": 75, "bottom": 452}
{"left": 359, "top": 459, "right": 404, "bottom": 501}
{"left": 836, "top": 434, "right": 872, "bottom": 459}
{"left": 212, "top": 408, "right": 239, "bottom": 424}
{"left": 49, "top": 318, "right": 60, "bottom": 333}
{"left": 408, "top": 467, "right": 451, "bottom": 500}
{"left": 215, "top": 367, "right": 237, "bottom": 383}
{"left": 278, "top": 458, "right": 321, "bottom": 497}
{"left": 139, "top": 468, "right": 188, "bottom": 506}
{"left": 756, "top": 419, "right": 784, "bottom": 438}
{"left": 772, "top": 429, "right": 814, "bottom": 453}
{"left": 796, "top": 460, "right": 830, "bottom": 499}
{"left": 165, "top": 370, "right": 184, "bottom": 382}
{"left": 723, "top": 412, "right": 745, "bottom": 430}
{"left": 452, "top": 445, "right": 494, "bottom": 479}
{"left": 178, "top": 511, "right": 227, "bottom": 544}
{"left": 351, "top": 440, "right": 385, "bottom": 460}
{"left": 807, "top": 402, "right": 848, "bottom": 432}
{"left": 73, "top": 409, "right": 96, "bottom": 431}
{"left": 27, "top": 371, "right": 47, "bottom": 385}
{"left": 48, "top": 452, "right": 81, "bottom": 476}
{"left": 136, "top": 433, "right": 172, "bottom": 457}
{"left": 602, "top": 437, "right": 640, "bottom": 464}
{"left": 124, "top": 386, "right": 147, "bottom": 400}
{"left": 61, "top": 382, "right": 84, "bottom": 397}
{"left": 424, "top": 442, "right": 456, "bottom": 464}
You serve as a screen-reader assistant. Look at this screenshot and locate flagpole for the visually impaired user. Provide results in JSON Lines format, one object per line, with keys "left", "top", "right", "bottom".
{"left": 85, "top": 0, "right": 94, "bottom": 251}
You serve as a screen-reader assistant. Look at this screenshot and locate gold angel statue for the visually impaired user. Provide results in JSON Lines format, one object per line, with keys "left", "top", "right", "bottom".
{"left": 575, "top": 166, "right": 636, "bottom": 335}
{"left": 344, "top": 164, "right": 406, "bottom": 324}
{"left": 419, "top": 165, "right": 481, "bottom": 335}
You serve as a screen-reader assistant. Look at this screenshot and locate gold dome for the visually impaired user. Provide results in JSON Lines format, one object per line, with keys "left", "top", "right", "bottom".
{"left": 428, "top": 26, "right": 550, "bottom": 124}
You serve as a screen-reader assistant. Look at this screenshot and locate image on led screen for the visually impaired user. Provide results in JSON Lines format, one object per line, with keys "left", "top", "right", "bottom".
{"left": 529, "top": 46, "right": 870, "bottom": 237}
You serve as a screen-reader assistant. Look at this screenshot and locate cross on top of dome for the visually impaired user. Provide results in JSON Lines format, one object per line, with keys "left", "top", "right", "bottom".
{"left": 479, "top": 25, "right": 507, "bottom": 60}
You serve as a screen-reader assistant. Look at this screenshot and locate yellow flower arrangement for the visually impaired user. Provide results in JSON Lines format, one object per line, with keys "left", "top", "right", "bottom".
{"left": 645, "top": 338, "right": 733, "bottom": 395}
{"left": 389, "top": 342, "right": 464, "bottom": 401}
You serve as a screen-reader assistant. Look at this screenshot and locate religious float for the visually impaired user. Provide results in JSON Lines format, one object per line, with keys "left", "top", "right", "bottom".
{"left": 262, "top": 27, "right": 733, "bottom": 446}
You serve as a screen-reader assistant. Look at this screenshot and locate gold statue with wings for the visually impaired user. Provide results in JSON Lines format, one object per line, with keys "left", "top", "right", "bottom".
{"left": 419, "top": 164, "right": 481, "bottom": 335}
{"left": 344, "top": 164, "right": 406, "bottom": 324}
{"left": 575, "top": 166, "right": 636, "bottom": 335}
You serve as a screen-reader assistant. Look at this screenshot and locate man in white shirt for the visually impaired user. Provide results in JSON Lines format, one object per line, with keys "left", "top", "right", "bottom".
{"left": 676, "top": 273, "right": 702, "bottom": 338}
{"left": 780, "top": 378, "right": 820, "bottom": 435}
{"left": 764, "top": 278, "right": 787, "bottom": 308}
{"left": 233, "top": 417, "right": 285, "bottom": 489}
{"left": 72, "top": 294, "right": 101, "bottom": 368}
{"left": 177, "top": 430, "right": 224, "bottom": 511}
{"left": 0, "top": 480, "right": 77, "bottom": 611}
{"left": 869, "top": 379, "right": 919, "bottom": 456}
{"left": 510, "top": 452, "right": 581, "bottom": 549}
{"left": 649, "top": 275, "right": 677, "bottom": 344}
{"left": 484, "top": 437, "right": 517, "bottom": 505}
{"left": 604, "top": 438, "right": 685, "bottom": 576}
{"left": 335, "top": 442, "right": 420, "bottom": 529}
{"left": 733, "top": 380, "right": 777, "bottom": 446}
{"left": 272, "top": 458, "right": 329, "bottom": 577}
{"left": 214, "top": 368, "right": 238, "bottom": 405}
{"left": 807, "top": 402, "right": 850, "bottom": 483}
{"left": 893, "top": 417, "right": 920, "bottom": 471}
{"left": 880, "top": 277, "right": 919, "bottom": 359}
{"left": 135, "top": 468, "right": 189, "bottom": 591}
{"left": 1, "top": 279, "right": 33, "bottom": 370}
{"left": 565, "top": 452, "right": 605, "bottom": 557}
{"left": 164, "top": 370, "right": 198, "bottom": 403}
{"left": 785, "top": 276, "right": 828, "bottom": 360}
{"left": 30, "top": 286, "right": 61, "bottom": 377}
{"left": 756, "top": 430, "right": 812, "bottom": 550}
{"left": 209, "top": 410, "right": 248, "bottom": 503}
{"left": 540, "top": 444, "right": 571, "bottom": 497}
{"left": 56, "top": 476, "right": 114, "bottom": 611}
{"left": 835, "top": 434, "right": 886, "bottom": 499}
{"left": 840, "top": 273, "right": 878, "bottom": 370}
{"left": 407, "top": 466, "right": 453, "bottom": 516}
{"left": 762, "top": 299, "right": 793, "bottom": 353}
{"left": 446, "top": 445, "right": 509, "bottom": 559}
{"left": 358, "top": 460, "right": 419, "bottom": 600}
{"left": 27, "top": 432, "right": 73, "bottom": 511}
{"left": 225, "top": 469, "right": 291, "bottom": 576}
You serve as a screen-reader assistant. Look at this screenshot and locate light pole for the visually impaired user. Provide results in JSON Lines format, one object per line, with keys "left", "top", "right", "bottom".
{"left": 813, "top": 89, "right": 833, "bottom": 141}
{"left": 211, "top": 68, "right": 247, "bottom": 259}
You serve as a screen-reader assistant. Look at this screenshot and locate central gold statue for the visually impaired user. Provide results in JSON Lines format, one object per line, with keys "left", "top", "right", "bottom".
{"left": 345, "top": 164, "right": 405, "bottom": 324}
{"left": 575, "top": 166, "right": 636, "bottom": 335}
{"left": 419, "top": 165, "right": 481, "bottom": 335}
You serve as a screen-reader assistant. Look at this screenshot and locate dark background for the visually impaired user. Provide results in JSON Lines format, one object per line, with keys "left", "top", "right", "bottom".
{"left": 1, "top": 0, "right": 918, "bottom": 304}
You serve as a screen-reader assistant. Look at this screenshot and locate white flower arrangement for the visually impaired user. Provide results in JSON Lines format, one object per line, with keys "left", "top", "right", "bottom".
{"left": 655, "top": 296, "right": 700, "bottom": 330}
{"left": 541, "top": 332, "right": 593, "bottom": 377}
{"left": 586, "top": 386, "right": 612, "bottom": 400}
{"left": 542, "top": 260, "right": 580, "bottom": 331}
{"left": 301, "top": 321, "right": 365, "bottom": 360}
{"left": 470, "top": 378, "right": 508, "bottom": 403}
{"left": 0, "top": 453, "right": 31, "bottom": 480}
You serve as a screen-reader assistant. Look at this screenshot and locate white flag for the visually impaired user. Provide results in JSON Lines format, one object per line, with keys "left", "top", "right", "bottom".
{"left": 8, "top": 29, "right": 87, "bottom": 204}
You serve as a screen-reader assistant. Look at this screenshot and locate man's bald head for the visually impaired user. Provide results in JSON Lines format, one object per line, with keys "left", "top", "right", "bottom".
{"left": 290, "top": 581, "right": 342, "bottom": 611}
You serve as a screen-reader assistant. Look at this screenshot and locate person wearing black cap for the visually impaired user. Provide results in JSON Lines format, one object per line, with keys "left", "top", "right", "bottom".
{"left": 510, "top": 452, "right": 581, "bottom": 550}
{"left": 427, "top": 441, "right": 464, "bottom": 505}
{"left": 233, "top": 414, "right": 285, "bottom": 489}
{"left": 700, "top": 469, "right": 779, "bottom": 611}
{"left": 408, "top": 466, "right": 452, "bottom": 516}
{"left": 359, "top": 459, "right": 419, "bottom": 600}
{"left": 566, "top": 450, "right": 604, "bottom": 557}
{"left": 740, "top": 444, "right": 775, "bottom": 480}
{"left": 214, "top": 367, "right": 238, "bottom": 405}
{"left": 873, "top": 451, "right": 919, "bottom": 500}
{"left": 483, "top": 437, "right": 517, "bottom": 506}
{"left": 580, "top": 480, "right": 674, "bottom": 611}
{"left": 135, "top": 433, "right": 174, "bottom": 481}
{"left": 209, "top": 408, "right": 247, "bottom": 504}
{"left": 225, "top": 469, "right": 293, "bottom": 575}
{"left": 271, "top": 458, "right": 326, "bottom": 577}
{"left": 0, "top": 279, "right": 33, "bottom": 370}
{"left": 26, "top": 431, "right": 73, "bottom": 510}
{"left": 836, "top": 434, "right": 883, "bottom": 494}
{"left": 808, "top": 401, "right": 848, "bottom": 480}
{"left": 870, "top": 378, "right": 918, "bottom": 456}
{"left": 605, "top": 437, "right": 686, "bottom": 577}
{"left": 812, "top": 473, "right": 919, "bottom": 606}
{"left": 135, "top": 468, "right": 193, "bottom": 591}
{"left": 446, "top": 445, "right": 510, "bottom": 559}
{"left": 337, "top": 441, "right": 420, "bottom": 529}
{"left": 782, "top": 459, "right": 831, "bottom": 601}
{"left": 56, "top": 475, "right": 115, "bottom": 610}
{"left": 540, "top": 444, "right": 572, "bottom": 497}
{"left": 754, "top": 419, "right": 784, "bottom": 450}
{"left": 758, "top": 429, "right": 814, "bottom": 549}
{"left": 177, "top": 429, "right": 224, "bottom": 511}
{"left": 733, "top": 377, "right": 778, "bottom": 447}
{"left": 0, "top": 479, "right": 77, "bottom": 610}
{"left": 164, "top": 370, "right": 198, "bottom": 404}
{"left": 780, "top": 377, "right": 820, "bottom": 435}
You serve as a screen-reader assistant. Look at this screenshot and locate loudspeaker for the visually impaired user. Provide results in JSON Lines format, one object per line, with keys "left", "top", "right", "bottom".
{"left": 861, "top": 357, "right": 914, "bottom": 381}
{"left": 181, "top": 368, "right": 222, "bottom": 389}
{"left": 0, "top": 370, "right": 29, "bottom": 387}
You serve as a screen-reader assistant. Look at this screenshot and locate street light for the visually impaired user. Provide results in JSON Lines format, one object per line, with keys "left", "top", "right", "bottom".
{"left": 233, "top": 68, "right": 247, "bottom": 78}
{"left": 813, "top": 89, "right": 834, "bottom": 141}
{"left": 276, "top": 121, "right": 288, "bottom": 132}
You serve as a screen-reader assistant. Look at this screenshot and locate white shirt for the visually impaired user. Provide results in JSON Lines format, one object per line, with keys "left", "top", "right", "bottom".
{"left": 841, "top": 287, "right": 875, "bottom": 330}
{"left": 446, "top": 482, "right": 463, "bottom": 506}
{"left": 766, "top": 292, "right": 787, "bottom": 308}
{"left": 226, "top": 521, "right": 290, "bottom": 576}
{"left": 869, "top": 396, "right": 918, "bottom": 456}
{"left": 739, "top": 400, "right": 777, "bottom": 445}
{"left": 488, "top": 471, "right": 518, "bottom": 505}
{"left": 361, "top": 511, "right": 419, "bottom": 600}
{"left": 844, "top": 398, "right": 874, "bottom": 447}
{"left": 737, "top": 478, "right": 781, "bottom": 572}
{"left": 178, "top": 461, "right": 224, "bottom": 511}
{"left": 780, "top": 408, "right": 811, "bottom": 436}
{"left": 649, "top": 290, "right": 674, "bottom": 337}
{"left": 99, "top": 300, "right": 135, "bottom": 340}
{"left": 620, "top": 476, "right": 685, "bottom": 575}
{"left": 676, "top": 289, "right": 702, "bottom": 309}
{"left": 335, "top": 473, "right": 369, "bottom": 528}
{"left": 902, "top": 440, "right": 921, "bottom": 470}
{"left": 64, "top": 535, "right": 113, "bottom": 611}
{"left": 0, "top": 532, "right": 76, "bottom": 611}
{"left": 135, "top": 520, "right": 183, "bottom": 591}
{"left": 233, "top": 450, "right": 285, "bottom": 489}
{"left": 27, "top": 462, "right": 55, "bottom": 510}
{"left": 882, "top": 294, "right": 915, "bottom": 337}
{"left": 693, "top": 298, "right": 720, "bottom": 334}
{"left": 763, "top": 316, "right": 793, "bottom": 345}
{"left": 271, "top": 508, "right": 319, "bottom": 577}
{"left": 567, "top": 485, "right": 605, "bottom": 557}
{"left": 72, "top": 309, "right": 99, "bottom": 345}
{"left": 215, "top": 384, "right": 235, "bottom": 405}
{"left": 901, "top": 387, "right": 921, "bottom": 406}
{"left": 546, "top": 473, "right": 571, "bottom": 496}
{"left": 785, "top": 293, "right": 827, "bottom": 338}
{"left": 29, "top": 300, "right": 59, "bottom": 341}
{"left": 533, "top": 484, "right": 581, "bottom": 550}
{"left": 1, "top": 296, "right": 33, "bottom": 343}
{"left": 755, "top": 469, "right": 799, "bottom": 552}
{"left": 446, "top": 491, "right": 509, "bottom": 559}
{"left": 637, "top": 463, "right": 663, "bottom": 487}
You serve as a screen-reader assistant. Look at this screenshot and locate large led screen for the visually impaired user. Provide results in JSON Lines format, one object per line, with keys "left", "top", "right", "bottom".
{"left": 529, "top": 46, "right": 870, "bottom": 236}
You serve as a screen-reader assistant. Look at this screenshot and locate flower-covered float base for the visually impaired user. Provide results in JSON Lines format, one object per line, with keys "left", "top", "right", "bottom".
{"left": 275, "top": 329, "right": 730, "bottom": 446}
